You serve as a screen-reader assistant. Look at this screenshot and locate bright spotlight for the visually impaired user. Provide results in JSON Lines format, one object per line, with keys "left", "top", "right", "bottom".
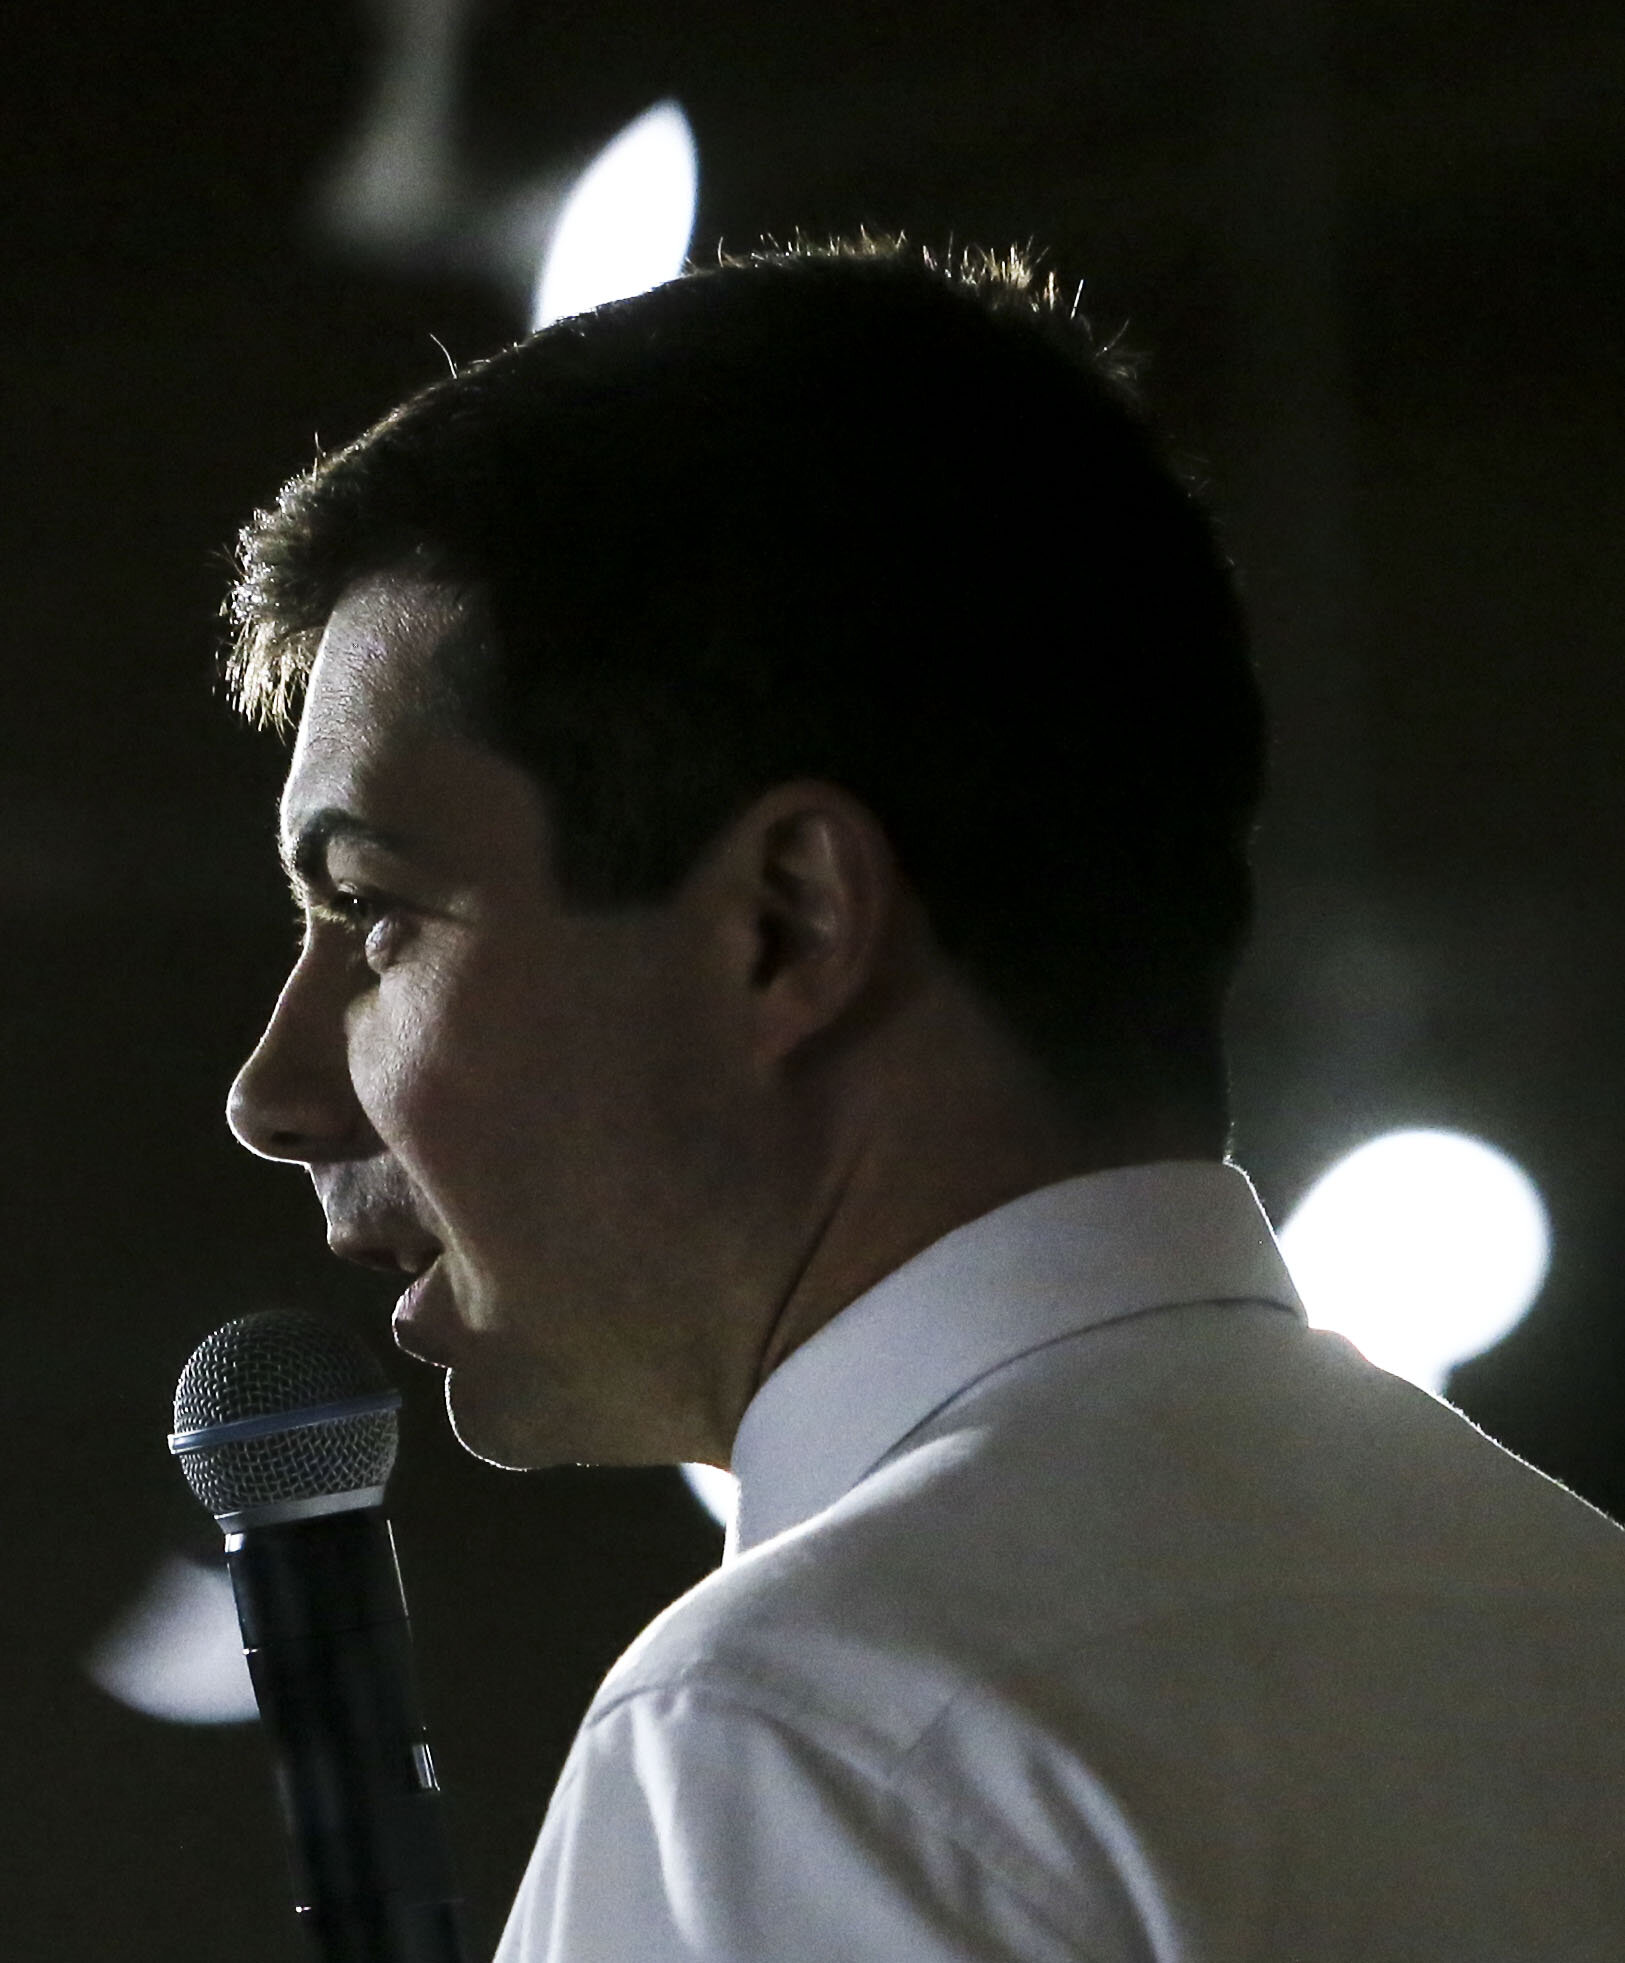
{"left": 1279, "top": 1128, "right": 1551, "bottom": 1393}
{"left": 85, "top": 1555, "right": 256, "bottom": 1725}
{"left": 531, "top": 101, "right": 698, "bottom": 330}
{"left": 682, "top": 1461, "right": 738, "bottom": 1535}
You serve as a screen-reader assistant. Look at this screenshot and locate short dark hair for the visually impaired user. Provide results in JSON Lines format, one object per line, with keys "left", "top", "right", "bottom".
{"left": 229, "top": 239, "right": 1264, "bottom": 1141}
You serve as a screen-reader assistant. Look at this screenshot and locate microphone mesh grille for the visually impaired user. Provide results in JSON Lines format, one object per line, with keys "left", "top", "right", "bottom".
{"left": 173, "top": 1310, "right": 398, "bottom": 1516}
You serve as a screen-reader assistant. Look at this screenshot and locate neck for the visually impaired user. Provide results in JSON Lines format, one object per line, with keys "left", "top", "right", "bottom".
{"left": 743, "top": 973, "right": 1219, "bottom": 1427}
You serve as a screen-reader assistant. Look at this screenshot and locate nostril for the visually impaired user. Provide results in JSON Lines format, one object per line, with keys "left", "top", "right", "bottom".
{"left": 225, "top": 1040, "right": 377, "bottom": 1166}
{"left": 223, "top": 975, "right": 356, "bottom": 1163}
{"left": 225, "top": 1072, "right": 291, "bottom": 1162}
{"left": 225, "top": 1077, "right": 314, "bottom": 1164}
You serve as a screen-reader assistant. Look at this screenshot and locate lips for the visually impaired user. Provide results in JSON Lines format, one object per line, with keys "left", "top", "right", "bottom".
{"left": 326, "top": 1221, "right": 443, "bottom": 1277}
{"left": 322, "top": 1216, "right": 456, "bottom": 1363}
{"left": 391, "top": 1257, "right": 463, "bottom": 1369}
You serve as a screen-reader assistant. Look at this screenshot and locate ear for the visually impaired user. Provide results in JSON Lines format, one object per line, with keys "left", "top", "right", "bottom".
{"left": 711, "top": 781, "right": 908, "bottom": 1068}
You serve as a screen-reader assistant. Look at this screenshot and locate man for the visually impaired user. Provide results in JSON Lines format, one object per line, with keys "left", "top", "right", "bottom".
{"left": 226, "top": 242, "right": 1625, "bottom": 1960}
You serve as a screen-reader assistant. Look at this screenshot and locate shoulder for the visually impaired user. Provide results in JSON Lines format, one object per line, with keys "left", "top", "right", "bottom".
{"left": 593, "top": 1433, "right": 986, "bottom": 1762}
{"left": 608, "top": 1303, "right": 1625, "bottom": 1717}
{"left": 534, "top": 1313, "right": 1625, "bottom": 1960}
{"left": 542, "top": 1465, "right": 1170, "bottom": 1961}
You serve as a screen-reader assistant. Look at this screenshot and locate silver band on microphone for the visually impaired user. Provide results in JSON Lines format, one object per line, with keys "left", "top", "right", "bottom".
{"left": 167, "top": 1388, "right": 403, "bottom": 1458}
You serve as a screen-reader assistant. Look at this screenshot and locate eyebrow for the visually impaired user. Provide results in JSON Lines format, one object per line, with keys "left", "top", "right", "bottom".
{"left": 280, "top": 809, "right": 419, "bottom": 887}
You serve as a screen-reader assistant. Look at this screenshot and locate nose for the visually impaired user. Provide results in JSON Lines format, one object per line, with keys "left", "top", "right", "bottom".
{"left": 227, "top": 953, "right": 380, "bottom": 1165}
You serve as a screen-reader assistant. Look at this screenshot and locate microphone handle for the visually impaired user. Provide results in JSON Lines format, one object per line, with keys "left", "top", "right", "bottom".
{"left": 224, "top": 1509, "right": 469, "bottom": 1963}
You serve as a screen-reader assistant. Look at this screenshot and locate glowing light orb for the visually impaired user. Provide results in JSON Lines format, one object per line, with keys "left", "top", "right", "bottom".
{"left": 531, "top": 101, "right": 698, "bottom": 330}
{"left": 682, "top": 1461, "right": 738, "bottom": 1534}
{"left": 1279, "top": 1127, "right": 1551, "bottom": 1392}
{"left": 85, "top": 1555, "right": 256, "bottom": 1725}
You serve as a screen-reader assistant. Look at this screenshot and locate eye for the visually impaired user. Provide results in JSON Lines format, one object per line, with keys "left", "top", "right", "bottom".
{"left": 313, "top": 888, "right": 412, "bottom": 973}
{"left": 360, "top": 910, "right": 410, "bottom": 973}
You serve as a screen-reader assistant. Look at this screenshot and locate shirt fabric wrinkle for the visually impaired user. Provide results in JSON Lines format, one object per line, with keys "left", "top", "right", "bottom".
{"left": 496, "top": 1157, "right": 1625, "bottom": 1963}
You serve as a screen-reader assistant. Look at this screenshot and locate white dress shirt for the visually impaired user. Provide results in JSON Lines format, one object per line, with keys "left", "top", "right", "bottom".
{"left": 495, "top": 1161, "right": 1625, "bottom": 1961}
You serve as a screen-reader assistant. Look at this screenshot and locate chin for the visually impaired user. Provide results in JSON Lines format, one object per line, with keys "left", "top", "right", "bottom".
{"left": 442, "top": 1366, "right": 558, "bottom": 1471}
{"left": 443, "top": 1355, "right": 696, "bottom": 1470}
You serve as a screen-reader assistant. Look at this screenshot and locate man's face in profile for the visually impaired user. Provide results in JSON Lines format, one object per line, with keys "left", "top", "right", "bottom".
{"left": 228, "top": 566, "right": 799, "bottom": 1470}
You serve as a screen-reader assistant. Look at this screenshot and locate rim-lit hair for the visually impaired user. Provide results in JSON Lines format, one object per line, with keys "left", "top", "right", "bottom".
{"left": 227, "top": 235, "right": 1264, "bottom": 1144}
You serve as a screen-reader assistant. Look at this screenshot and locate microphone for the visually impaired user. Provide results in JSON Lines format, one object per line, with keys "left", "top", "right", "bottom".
{"left": 170, "top": 1309, "right": 468, "bottom": 1963}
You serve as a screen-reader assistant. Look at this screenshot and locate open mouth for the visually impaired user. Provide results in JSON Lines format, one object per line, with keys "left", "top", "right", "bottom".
{"left": 323, "top": 1219, "right": 452, "bottom": 1358}
{"left": 391, "top": 1254, "right": 456, "bottom": 1367}
{"left": 327, "top": 1223, "right": 443, "bottom": 1278}
{"left": 398, "top": 1244, "right": 442, "bottom": 1281}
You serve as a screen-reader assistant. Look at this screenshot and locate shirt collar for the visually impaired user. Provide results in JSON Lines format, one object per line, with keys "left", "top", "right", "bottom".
{"left": 727, "top": 1159, "right": 1304, "bottom": 1559}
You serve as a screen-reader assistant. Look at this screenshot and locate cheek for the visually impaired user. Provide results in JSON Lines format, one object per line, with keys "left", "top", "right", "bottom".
{"left": 351, "top": 947, "right": 613, "bottom": 1223}
{"left": 345, "top": 924, "right": 743, "bottom": 1233}
{"left": 345, "top": 967, "right": 514, "bottom": 1183}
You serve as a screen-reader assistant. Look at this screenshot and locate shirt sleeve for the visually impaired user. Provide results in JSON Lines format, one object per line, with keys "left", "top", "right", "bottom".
{"left": 492, "top": 1679, "right": 1151, "bottom": 1963}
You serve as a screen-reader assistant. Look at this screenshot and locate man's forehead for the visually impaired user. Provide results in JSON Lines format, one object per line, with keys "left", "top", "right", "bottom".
{"left": 279, "top": 568, "right": 470, "bottom": 836}
{"left": 308, "top": 565, "right": 468, "bottom": 719}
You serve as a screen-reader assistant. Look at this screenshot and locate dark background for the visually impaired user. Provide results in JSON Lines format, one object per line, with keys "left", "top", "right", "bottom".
{"left": 5, "top": 1, "right": 1623, "bottom": 1955}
